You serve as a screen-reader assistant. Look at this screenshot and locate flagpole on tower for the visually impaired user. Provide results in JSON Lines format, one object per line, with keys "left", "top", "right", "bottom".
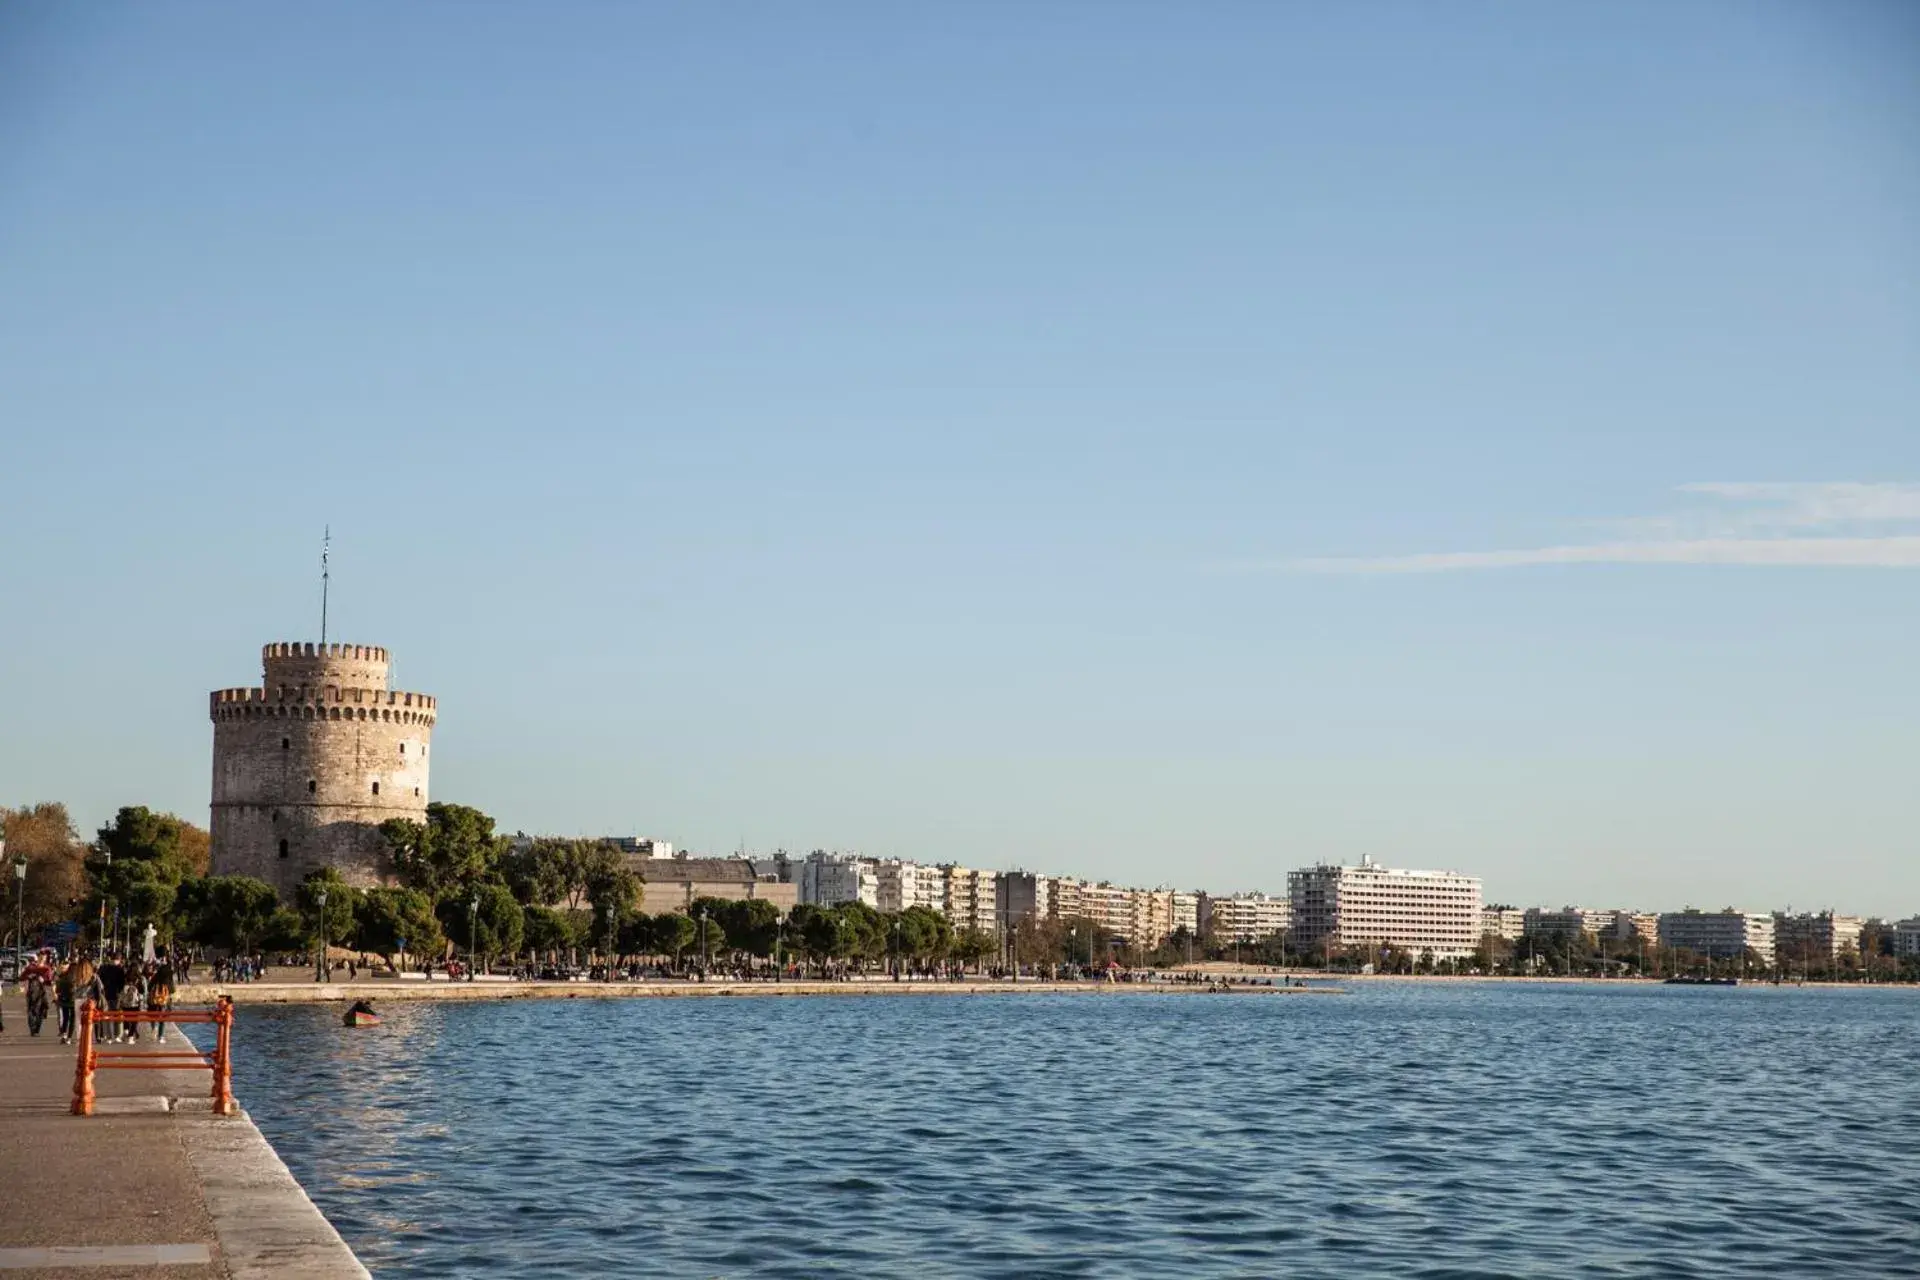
{"left": 320, "top": 526, "right": 331, "bottom": 646}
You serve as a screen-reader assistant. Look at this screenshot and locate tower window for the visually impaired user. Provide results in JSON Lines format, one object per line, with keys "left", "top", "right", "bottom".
{"left": 282, "top": 737, "right": 290, "bottom": 750}
{"left": 308, "top": 780, "right": 317, "bottom": 794}
{"left": 371, "top": 781, "right": 380, "bottom": 796}
{"left": 278, "top": 839, "right": 289, "bottom": 858}
{"left": 414, "top": 787, "right": 421, "bottom": 797}
{"left": 399, "top": 743, "right": 406, "bottom": 755}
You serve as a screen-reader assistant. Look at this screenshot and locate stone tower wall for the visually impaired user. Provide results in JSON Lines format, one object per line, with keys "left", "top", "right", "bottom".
{"left": 209, "top": 642, "right": 435, "bottom": 899}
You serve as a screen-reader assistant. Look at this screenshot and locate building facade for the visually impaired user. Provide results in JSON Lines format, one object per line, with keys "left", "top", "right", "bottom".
{"left": 942, "top": 865, "right": 1000, "bottom": 934}
{"left": 997, "top": 871, "right": 1053, "bottom": 930}
{"left": 209, "top": 641, "right": 434, "bottom": 897}
{"left": 1480, "top": 906, "right": 1526, "bottom": 941}
{"left": 1199, "top": 892, "right": 1291, "bottom": 943}
{"left": 630, "top": 856, "right": 798, "bottom": 914}
{"left": 1657, "top": 910, "right": 1776, "bottom": 964}
{"left": 1894, "top": 918, "right": 1920, "bottom": 959}
{"left": 1287, "top": 856, "right": 1483, "bottom": 960}
{"left": 796, "top": 852, "right": 878, "bottom": 908}
{"left": 1773, "top": 912, "right": 1863, "bottom": 964}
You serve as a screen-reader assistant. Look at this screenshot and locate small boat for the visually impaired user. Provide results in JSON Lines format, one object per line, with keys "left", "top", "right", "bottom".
{"left": 343, "top": 1001, "right": 381, "bottom": 1027}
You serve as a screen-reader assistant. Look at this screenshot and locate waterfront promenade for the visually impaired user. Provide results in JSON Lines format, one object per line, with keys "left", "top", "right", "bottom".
{"left": 0, "top": 990, "right": 369, "bottom": 1279}
{"left": 178, "top": 969, "right": 1339, "bottom": 1005}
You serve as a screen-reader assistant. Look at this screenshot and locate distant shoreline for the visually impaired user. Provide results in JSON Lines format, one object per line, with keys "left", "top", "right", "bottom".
{"left": 180, "top": 977, "right": 1342, "bottom": 1005}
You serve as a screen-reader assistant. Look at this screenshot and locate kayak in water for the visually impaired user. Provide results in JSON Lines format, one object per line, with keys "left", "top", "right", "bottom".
{"left": 343, "top": 999, "right": 381, "bottom": 1027}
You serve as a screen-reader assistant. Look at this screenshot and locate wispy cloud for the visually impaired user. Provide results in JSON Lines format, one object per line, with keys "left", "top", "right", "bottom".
{"left": 1277, "top": 482, "right": 1920, "bottom": 574}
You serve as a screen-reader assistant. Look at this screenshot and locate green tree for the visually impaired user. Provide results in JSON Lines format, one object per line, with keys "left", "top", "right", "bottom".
{"left": 260, "top": 906, "right": 307, "bottom": 952}
{"left": 435, "top": 882, "right": 525, "bottom": 963}
{"left": 472, "top": 882, "right": 524, "bottom": 962}
{"left": 522, "top": 905, "right": 582, "bottom": 957}
{"left": 897, "top": 905, "right": 953, "bottom": 965}
{"left": 838, "top": 901, "right": 887, "bottom": 964}
{"left": 356, "top": 887, "right": 446, "bottom": 965}
{"left": 952, "top": 927, "right": 997, "bottom": 970}
{"left": 690, "top": 908, "right": 728, "bottom": 966}
{"left": 89, "top": 806, "right": 209, "bottom": 943}
{"left": 379, "top": 802, "right": 507, "bottom": 900}
{"left": 650, "top": 911, "right": 697, "bottom": 966}
{"left": 295, "top": 867, "right": 358, "bottom": 949}
{"left": 184, "top": 875, "right": 279, "bottom": 954}
{"left": 500, "top": 837, "right": 570, "bottom": 907}
{"left": 95, "top": 806, "right": 209, "bottom": 881}
{"left": 585, "top": 856, "right": 641, "bottom": 922}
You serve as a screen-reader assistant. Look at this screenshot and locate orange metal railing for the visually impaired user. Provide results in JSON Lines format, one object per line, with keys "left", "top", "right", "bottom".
{"left": 70, "top": 996, "right": 236, "bottom": 1117}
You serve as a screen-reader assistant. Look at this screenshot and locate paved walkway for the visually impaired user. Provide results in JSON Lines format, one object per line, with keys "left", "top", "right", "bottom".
{"left": 0, "top": 992, "right": 225, "bottom": 1278}
{"left": 0, "top": 992, "right": 368, "bottom": 1279}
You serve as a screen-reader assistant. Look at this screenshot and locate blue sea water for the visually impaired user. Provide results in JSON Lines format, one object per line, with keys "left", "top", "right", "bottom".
{"left": 210, "top": 984, "right": 1920, "bottom": 1278}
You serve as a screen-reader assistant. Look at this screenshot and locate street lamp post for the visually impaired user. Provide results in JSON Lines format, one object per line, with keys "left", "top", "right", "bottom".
{"left": 601, "top": 903, "right": 615, "bottom": 980}
{"left": 314, "top": 889, "right": 328, "bottom": 982}
{"left": 468, "top": 895, "right": 481, "bottom": 981}
{"left": 11, "top": 846, "right": 25, "bottom": 980}
{"left": 775, "top": 921, "right": 784, "bottom": 982}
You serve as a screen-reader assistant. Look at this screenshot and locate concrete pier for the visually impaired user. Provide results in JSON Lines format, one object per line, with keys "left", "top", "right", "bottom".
{"left": 0, "top": 990, "right": 368, "bottom": 1279}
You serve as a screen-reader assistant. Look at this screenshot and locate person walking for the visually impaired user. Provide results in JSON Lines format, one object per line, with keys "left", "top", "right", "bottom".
{"left": 97, "top": 954, "right": 126, "bottom": 1044}
{"left": 23, "top": 951, "right": 55, "bottom": 1037}
{"left": 116, "top": 966, "right": 147, "bottom": 1043}
{"left": 57, "top": 957, "right": 100, "bottom": 1046}
{"left": 147, "top": 961, "right": 174, "bottom": 1044}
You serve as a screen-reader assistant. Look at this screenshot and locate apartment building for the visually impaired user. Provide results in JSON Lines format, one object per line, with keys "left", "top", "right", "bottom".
{"left": 1288, "top": 856, "right": 1483, "bottom": 960}
{"left": 943, "top": 865, "right": 1000, "bottom": 934}
{"left": 1658, "top": 910, "right": 1776, "bottom": 964}
{"left": 874, "top": 858, "right": 946, "bottom": 915}
{"left": 796, "top": 851, "right": 879, "bottom": 908}
{"left": 1773, "top": 912, "right": 1864, "bottom": 963}
{"left": 1609, "top": 913, "right": 1660, "bottom": 945}
{"left": 1171, "top": 891, "right": 1199, "bottom": 937}
{"left": 1078, "top": 882, "right": 1137, "bottom": 939}
{"left": 1894, "top": 918, "right": 1920, "bottom": 959}
{"left": 1480, "top": 906, "right": 1526, "bottom": 941}
{"left": 996, "top": 871, "right": 1052, "bottom": 930}
{"left": 1199, "top": 892, "right": 1292, "bottom": 943}
{"left": 1048, "top": 876, "right": 1085, "bottom": 923}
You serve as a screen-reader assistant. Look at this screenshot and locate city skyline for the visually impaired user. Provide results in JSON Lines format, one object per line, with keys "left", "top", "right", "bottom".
{"left": 3, "top": 5, "right": 1916, "bottom": 912}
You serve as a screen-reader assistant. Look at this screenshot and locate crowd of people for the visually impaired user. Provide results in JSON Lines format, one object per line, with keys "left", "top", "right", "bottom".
{"left": 3, "top": 949, "right": 180, "bottom": 1046}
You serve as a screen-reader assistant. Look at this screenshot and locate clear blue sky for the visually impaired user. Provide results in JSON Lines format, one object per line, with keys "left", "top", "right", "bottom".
{"left": 3, "top": 2, "right": 1916, "bottom": 914}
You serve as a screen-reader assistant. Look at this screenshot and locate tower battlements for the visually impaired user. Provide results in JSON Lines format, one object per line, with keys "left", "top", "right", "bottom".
{"left": 261, "top": 639, "right": 393, "bottom": 692}
{"left": 263, "top": 642, "right": 389, "bottom": 663}
{"left": 210, "top": 685, "right": 436, "bottom": 724}
{"left": 210, "top": 640, "right": 435, "bottom": 896}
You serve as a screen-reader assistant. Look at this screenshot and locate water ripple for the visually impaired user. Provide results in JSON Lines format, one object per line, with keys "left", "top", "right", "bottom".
{"left": 204, "top": 984, "right": 1920, "bottom": 1278}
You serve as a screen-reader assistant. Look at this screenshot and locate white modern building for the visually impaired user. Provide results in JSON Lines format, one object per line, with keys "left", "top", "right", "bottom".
{"left": 1658, "top": 910, "right": 1776, "bottom": 964}
{"left": 1288, "top": 856, "right": 1483, "bottom": 960}
{"left": 796, "top": 851, "right": 878, "bottom": 908}
{"left": 1199, "top": 892, "right": 1291, "bottom": 944}
{"left": 1894, "top": 918, "right": 1920, "bottom": 959}
{"left": 1171, "top": 891, "right": 1200, "bottom": 937}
